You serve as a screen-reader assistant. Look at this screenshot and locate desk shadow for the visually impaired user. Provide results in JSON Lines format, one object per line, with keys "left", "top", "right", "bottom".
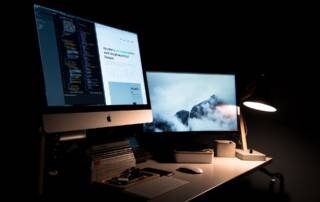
{"left": 191, "top": 177, "right": 290, "bottom": 202}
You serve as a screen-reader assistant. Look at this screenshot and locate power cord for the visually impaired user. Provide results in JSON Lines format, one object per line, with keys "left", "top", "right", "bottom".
{"left": 260, "top": 168, "right": 284, "bottom": 194}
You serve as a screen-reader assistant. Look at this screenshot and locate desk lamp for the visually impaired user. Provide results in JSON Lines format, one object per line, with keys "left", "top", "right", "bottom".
{"left": 236, "top": 74, "right": 277, "bottom": 161}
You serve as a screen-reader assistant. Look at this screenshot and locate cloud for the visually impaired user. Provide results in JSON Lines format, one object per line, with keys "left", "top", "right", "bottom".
{"left": 147, "top": 72, "right": 236, "bottom": 116}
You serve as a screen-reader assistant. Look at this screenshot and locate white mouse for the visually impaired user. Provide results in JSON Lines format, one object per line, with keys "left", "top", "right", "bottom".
{"left": 177, "top": 165, "right": 203, "bottom": 174}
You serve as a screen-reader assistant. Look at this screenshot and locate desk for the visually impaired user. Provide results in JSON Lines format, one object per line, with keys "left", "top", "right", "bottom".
{"left": 136, "top": 157, "right": 272, "bottom": 202}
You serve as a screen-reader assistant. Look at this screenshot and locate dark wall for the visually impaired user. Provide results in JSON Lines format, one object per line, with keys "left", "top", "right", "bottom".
{"left": 23, "top": 1, "right": 319, "bottom": 201}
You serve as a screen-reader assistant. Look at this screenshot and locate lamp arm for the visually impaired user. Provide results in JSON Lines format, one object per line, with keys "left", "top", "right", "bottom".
{"left": 239, "top": 109, "right": 248, "bottom": 152}
{"left": 236, "top": 107, "right": 267, "bottom": 161}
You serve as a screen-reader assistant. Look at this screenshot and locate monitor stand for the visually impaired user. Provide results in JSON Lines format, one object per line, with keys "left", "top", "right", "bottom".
{"left": 37, "top": 128, "right": 87, "bottom": 196}
{"left": 57, "top": 130, "right": 87, "bottom": 141}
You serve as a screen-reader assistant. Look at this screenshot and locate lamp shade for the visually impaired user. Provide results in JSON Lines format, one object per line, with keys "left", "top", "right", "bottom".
{"left": 241, "top": 74, "right": 277, "bottom": 112}
{"left": 243, "top": 101, "right": 277, "bottom": 112}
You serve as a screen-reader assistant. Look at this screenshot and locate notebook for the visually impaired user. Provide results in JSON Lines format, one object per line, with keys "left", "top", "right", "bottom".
{"left": 124, "top": 176, "right": 189, "bottom": 199}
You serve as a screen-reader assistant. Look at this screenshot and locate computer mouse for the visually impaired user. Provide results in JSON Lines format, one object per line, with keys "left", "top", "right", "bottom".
{"left": 177, "top": 165, "right": 203, "bottom": 174}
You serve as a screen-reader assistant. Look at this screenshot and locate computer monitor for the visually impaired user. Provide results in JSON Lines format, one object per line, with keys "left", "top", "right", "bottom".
{"left": 144, "top": 72, "right": 238, "bottom": 133}
{"left": 34, "top": 5, "right": 152, "bottom": 133}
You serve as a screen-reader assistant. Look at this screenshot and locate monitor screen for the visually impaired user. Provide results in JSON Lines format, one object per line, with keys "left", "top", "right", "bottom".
{"left": 35, "top": 5, "right": 147, "bottom": 107}
{"left": 144, "top": 72, "right": 238, "bottom": 133}
{"left": 34, "top": 5, "right": 152, "bottom": 133}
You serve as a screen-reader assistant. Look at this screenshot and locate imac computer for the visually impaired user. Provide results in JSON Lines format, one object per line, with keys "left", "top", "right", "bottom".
{"left": 144, "top": 72, "right": 238, "bottom": 133}
{"left": 34, "top": 5, "right": 152, "bottom": 134}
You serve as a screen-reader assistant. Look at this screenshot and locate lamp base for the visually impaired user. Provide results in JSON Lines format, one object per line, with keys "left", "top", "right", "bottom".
{"left": 235, "top": 149, "right": 266, "bottom": 161}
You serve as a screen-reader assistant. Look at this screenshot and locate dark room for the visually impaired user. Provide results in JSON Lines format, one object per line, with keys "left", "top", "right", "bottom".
{"left": 8, "top": 1, "right": 319, "bottom": 201}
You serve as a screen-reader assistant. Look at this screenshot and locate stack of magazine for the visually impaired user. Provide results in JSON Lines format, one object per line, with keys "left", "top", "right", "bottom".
{"left": 90, "top": 140, "right": 136, "bottom": 183}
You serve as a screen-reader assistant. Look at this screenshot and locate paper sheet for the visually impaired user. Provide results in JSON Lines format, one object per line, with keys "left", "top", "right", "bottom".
{"left": 124, "top": 176, "right": 189, "bottom": 199}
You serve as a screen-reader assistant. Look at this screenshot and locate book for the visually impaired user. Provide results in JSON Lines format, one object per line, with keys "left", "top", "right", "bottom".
{"left": 90, "top": 140, "right": 137, "bottom": 182}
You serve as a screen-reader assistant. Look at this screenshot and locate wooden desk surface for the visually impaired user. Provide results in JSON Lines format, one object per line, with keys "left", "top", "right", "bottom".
{"left": 137, "top": 157, "right": 272, "bottom": 202}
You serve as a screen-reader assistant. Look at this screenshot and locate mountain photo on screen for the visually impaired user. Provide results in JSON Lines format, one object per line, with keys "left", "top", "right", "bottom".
{"left": 144, "top": 72, "right": 238, "bottom": 133}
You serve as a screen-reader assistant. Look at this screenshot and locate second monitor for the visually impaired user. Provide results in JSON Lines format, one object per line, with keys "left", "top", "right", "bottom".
{"left": 144, "top": 72, "right": 238, "bottom": 133}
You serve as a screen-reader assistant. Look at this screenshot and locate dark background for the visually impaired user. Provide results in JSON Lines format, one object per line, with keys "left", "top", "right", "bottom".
{"left": 8, "top": 0, "right": 319, "bottom": 201}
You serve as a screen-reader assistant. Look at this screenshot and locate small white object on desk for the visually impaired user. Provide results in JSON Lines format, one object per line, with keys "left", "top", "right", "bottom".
{"left": 235, "top": 148, "right": 266, "bottom": 161}
{"left": 177, "top": 165, "right": 203, "bottom": 174}
{"left": 174, "top": 149, "right": 214, "bottom": 163}
{"left": 215, "top": 140, "right": 236, "bottom": 157}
